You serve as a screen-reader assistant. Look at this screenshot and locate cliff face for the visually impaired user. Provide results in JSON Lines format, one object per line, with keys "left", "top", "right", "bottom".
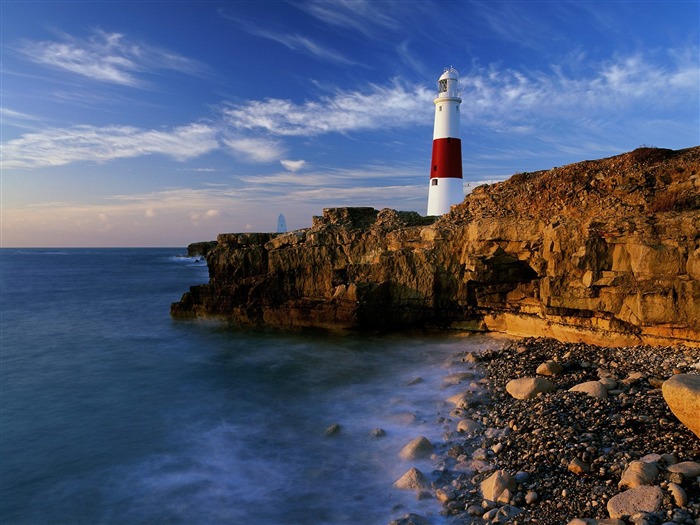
{"left": 171, "top": 146, "right": 700, "bottom": 347}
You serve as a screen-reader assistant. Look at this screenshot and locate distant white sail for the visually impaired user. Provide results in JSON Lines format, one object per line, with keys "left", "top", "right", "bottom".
{"left": 277, "top": 214, "right": 287, "bottom": 233}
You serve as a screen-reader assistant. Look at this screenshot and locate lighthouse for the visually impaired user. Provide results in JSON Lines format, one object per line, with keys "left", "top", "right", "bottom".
{"left": 427, "top": 67, "right": 464, "bottom": 216}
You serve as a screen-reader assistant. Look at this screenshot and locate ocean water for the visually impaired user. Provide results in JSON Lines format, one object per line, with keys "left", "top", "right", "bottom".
{"left": 0, "top": 248, "right": 503, "bottom": 525}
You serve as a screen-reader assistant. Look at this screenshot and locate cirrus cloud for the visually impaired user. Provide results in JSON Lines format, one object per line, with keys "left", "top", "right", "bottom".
{"left": 2, "top": 123, "right": 219, "bottom": 169}
{"left": 17, "top": 29, "right": 205, "bottom": 87}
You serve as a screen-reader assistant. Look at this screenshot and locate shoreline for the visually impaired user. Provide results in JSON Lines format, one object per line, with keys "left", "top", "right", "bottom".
{"left": 393, "top": 337, "right": 700, "bottom": 525}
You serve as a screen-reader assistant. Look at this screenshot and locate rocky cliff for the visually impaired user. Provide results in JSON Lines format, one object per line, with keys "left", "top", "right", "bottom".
{"left": 171, "top": 146, "right": 700, "bottom": 347}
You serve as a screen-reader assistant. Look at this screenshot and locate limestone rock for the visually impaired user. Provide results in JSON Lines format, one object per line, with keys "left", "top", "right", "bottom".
{"left": 606, "top": 485, "right": 663, "bottom": 519}
{"left": 666, "top": 460, "right": 700, "bottom": 479}
{"left": 457, "top": 419, "right": 482, "bottom": 434}
{"left": 388, "top": 513, "right": 431, "bottom": 525}
{"left": 505, "top": 377, "right": 555, "bottom": 400}
{"left": 369, "top": 428, "right": 386, "bottom": 438}
{"left": 599, "top": 377, "right": 618, "bottom": 390}
{"left": 569, "top": 380, "right": 608, "bottom": 399}
{"left": 536, "top": 360, "right": 564, "bottom": 376}
{"left": 619, "top": 460, "right": 658, "bottom": 489}
{"left": 668, "top": 482, "right": 688, "bottom": 507}
{"left": 662, "top": 374, "right": 700, "bottom": 438}
{"left": 489, "top": 505, "right": 521, "bottom": 523}
{"left": 568, "top": 458, "right": 590, "bottom": 475}
{"left": 525, "top": 490, "right": 538, "bottom": 504}
{"left": 399, "top": 436, "right": 433, "bottom": 460}
{"left": 566, "top": 518, "right": 626, "bottom": 525}
{"left": 448, "top": 392, "right": 475, "bottom": 408}
{"left": 480, "top": 470, "right": 516, "bottom": 503}
{"left": 172, "top": 147, "right": 700, "bottom": 347}
{"left": 393, "top": 467, "right": 428, "bottom": 491}
{"left": 435, "top": 487, "right": 455, "bottom": 503}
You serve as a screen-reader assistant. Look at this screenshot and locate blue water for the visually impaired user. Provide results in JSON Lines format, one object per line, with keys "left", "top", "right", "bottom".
{"left": 0, "top": 248, "right": 501, "bottom": 524}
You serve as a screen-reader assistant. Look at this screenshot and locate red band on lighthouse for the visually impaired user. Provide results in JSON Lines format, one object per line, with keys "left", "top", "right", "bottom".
{"left": 430, "top": 137, "right": 463, "bottom": 179}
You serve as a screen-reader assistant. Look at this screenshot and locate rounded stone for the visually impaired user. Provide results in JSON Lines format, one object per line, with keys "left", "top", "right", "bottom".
{"left": 619, "top": 460, "right": 658, "bottom": 489}
{"left": 668, "top": 482, "right": 688, "bottom": 507}
{"left": 568, "top": 457, "right": 590, "bottom": 475}
{"left": 569, "top": 380, "right": 609, "bottom": 399}
{"left": 606, "top": 485, "right": 663, "bottom": 519}
{"left": 399, "top": 436, "right": 433, "bottom": 460}
{"left": 666, "top": 460, "right": 700, "bottom": 479}
{"left": 457, "top": 418, "right": 482, "bottom": 434}
{"left": 536, "top": 360, "right": 564, "bottom": 376}
{"left": 662, "top": 374, "right": 700, "bottom": 438}
{"left": 525, "top": 490, "right": 538, "bottom": 504}
{"left": 505, "top": 377, "right": 555, "bottom": 400}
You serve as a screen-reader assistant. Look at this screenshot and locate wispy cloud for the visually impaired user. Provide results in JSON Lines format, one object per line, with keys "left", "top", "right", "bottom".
{"left": 3, "top": 50, "right": 696, "bottom": 171}
{"left": 280, "top": 159, "right": 306, "bottom": 172}
{"left": 16, "top": 29, "right": 204, "bottom": 87}
{"left": 220, "top": 135, "right": 287, "bottom": 163}
{"left": 297, "top": 0, "right": 403, "bottom": 37}
{"left": 460, "top": 50, "right": 698, "bottom": 128}
{"left": 2, "top": 123, "right": 218, "bottom": 168}
{"left": 222, "top": 80, "right": 434, "bottom": 136}
{"left": 218, "top": 10, "right": 356, "bottom": 65}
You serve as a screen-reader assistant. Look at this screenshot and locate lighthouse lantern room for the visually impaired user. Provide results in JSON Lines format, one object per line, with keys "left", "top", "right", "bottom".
{"left": 426, "top": 67, "right": 464, "bottom": 216}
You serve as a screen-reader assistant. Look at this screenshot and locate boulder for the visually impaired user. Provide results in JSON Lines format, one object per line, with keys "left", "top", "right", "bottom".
{"left": 480, "top": 470, "right": 516, "bottom": 503}
{"left": 536, "top": 360, "right": 564, "bottom": 376}
{"left": 662, "top": 374, "right": 700, "bottom": 438}
{"left": 398, "top": 436, "right": 433, "bottom": 460}
{"left": 569, "top": 381, "right": 608, "bottom": 399}
{"left": 666, "top": 460, "right": 700, "bottom": 479}
{"left": 606, "top": 485, "right": 663, "bottom": 519}
{"left": 618, "top": 460, "right": 658, "bottom": 489}
{"left": 505, "top": 377, "right": 555, "bottom": 400}
{"left": 393, "top": 467, "right": 428, "bottom": 491}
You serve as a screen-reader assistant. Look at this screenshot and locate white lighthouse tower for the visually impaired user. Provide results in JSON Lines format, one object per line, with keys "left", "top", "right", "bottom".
{"left": 427, "top": 67, "right": 464, "bottom": 216}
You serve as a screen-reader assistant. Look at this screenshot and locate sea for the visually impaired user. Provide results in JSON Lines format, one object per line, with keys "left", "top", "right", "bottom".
{"left": 0, "top": 248, "right": 505, "bottom": 525}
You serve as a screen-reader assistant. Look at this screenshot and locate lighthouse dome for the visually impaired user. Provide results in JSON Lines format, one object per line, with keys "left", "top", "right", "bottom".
{"left": 439, "top": 67, "right": 459, "bottom": 81}
{"left": 437, "top": 67, "right": 460, "bottom": 98}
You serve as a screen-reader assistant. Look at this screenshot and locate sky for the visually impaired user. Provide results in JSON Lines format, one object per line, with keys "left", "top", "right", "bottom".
{"left": 1, "top": 0, "right": 698, "bottom": 247}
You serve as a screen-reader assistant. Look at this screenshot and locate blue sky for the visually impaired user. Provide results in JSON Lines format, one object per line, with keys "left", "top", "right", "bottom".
{"left": 1, "top": 0, "right": 698, "bottom": 247}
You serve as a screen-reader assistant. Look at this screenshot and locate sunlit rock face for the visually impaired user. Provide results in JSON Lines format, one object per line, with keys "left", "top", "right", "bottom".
{"left": 172, "top": 146, "right": 700, "bottom": 347}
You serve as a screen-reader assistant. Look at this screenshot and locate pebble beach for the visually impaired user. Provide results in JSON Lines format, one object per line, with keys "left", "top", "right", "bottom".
{"left": 392, "top": 337, "right": 700, "bottom": 525}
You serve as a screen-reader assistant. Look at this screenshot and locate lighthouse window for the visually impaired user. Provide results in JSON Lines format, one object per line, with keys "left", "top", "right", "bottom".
{"left": 432, "top": 179, "right": 438, "bottom": 186}
{"left": 433, "top": 165, "right": 437, "bottom": 171}
{"left": 439, "top": 106, "right": 442, "bottom": 111}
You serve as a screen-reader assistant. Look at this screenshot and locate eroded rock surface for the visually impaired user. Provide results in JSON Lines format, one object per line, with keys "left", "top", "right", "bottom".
{"left": 172, "top": 147, "right": 700, "bottom": 346}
